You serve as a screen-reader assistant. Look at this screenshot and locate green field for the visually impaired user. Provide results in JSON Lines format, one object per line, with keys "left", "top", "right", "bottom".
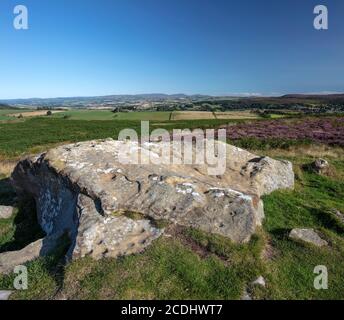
{"left": 114, "top": 111, "right": 172, "bottom": 121}
{"left": 0, "top": 109, "right": 31, "bottom": 121}
{"left": 0, "top": 115, "right": 344, "bottom": 299}
{"left": 0, "top": 109, "right": 287, "bottom": 123}
{"left": 51, "top": 110, "right": 285, "bottom": 121}
{"left": 51, "top": 110, "right": 172, "bottom": 121}
{"left": 0, "top": 117, "right": 236, "bottom": 158}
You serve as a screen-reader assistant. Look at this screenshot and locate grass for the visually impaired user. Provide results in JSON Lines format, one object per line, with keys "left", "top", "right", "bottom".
{"left": 51, "top": 110, "right": 266, "bottom": 122}
{"left": 171, "top": 111, "right": 285, "bottom": 121}
{"left": 171, "top": 111, "right": 216, "bottom": 120}
{"left": 215, "top": 111, "right": 260, "bottom": 120}
{"left": 0, "top": 109, "right": 31, "bottom": 121}
{"left": 0, "top": 116, "right": 344, "bottom": 299}
{"left": 0, "top": 117, "right": 236, "bottom": 158}
{"left": 114, "top": 111, "right": 172, "bottom": 121}
{"left": 0, "top": 111, "right": 298, "bottom": 157}
{"left": 51, "top": 110, "right": 172, "bottom": 121}
{"left": 0, "top": 178, "right": 45, "bottom": 254}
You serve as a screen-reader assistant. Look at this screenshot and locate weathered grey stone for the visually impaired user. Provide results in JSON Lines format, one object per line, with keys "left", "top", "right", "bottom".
{"left": 10, "top": 139, "right": 294, "bottom": 263}
{"left": 0, "top": 205, "right": 14, "bottom": 219}
{"left": 252, "top": 276, "right": 266, "bottom": 287}
{"left": 72, "top": 194, "right": 161, "bottom": 259}
{"left": 312, "top": 158, "right": 329, "bottom": 175}
{"left": 0, "top": 290, "right": 13, "bottom": 300}
{"left": 289, "top": 228, "right": 328, "bottom": 247}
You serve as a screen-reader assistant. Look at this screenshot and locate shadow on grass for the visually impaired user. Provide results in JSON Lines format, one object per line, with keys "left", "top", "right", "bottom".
{"left": 269, "top": 228, "right": 291, "bottom": 240}
{"left": 0, "top": 178, "right": 16, "bottom": 206}
{"left": 0, "top": 177, "right": 45, "bottom": 253}
{"left": 308, "top": 206, "right": 344, "bottom": 235}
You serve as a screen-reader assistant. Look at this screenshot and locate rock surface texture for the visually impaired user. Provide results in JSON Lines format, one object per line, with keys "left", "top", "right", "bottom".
{"left": 8, "top": 139, "right": 294, "bottom": 267}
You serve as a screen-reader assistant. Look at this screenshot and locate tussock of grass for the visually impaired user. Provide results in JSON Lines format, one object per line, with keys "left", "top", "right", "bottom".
{"left": 60, "top": 237, "right": 246, "bottom": 300}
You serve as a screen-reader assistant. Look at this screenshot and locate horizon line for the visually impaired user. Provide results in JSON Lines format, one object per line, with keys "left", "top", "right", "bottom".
{"left": 1, "top": 91, "right": 344, "bottom": 101}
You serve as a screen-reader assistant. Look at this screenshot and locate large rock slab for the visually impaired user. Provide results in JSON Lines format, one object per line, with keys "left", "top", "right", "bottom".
{"left": 10, "top": 139, "right": 294, "bottom": 263}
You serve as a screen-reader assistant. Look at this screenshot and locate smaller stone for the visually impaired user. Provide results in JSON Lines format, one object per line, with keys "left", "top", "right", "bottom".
{"left": 331, "top": 209, "right": 344, "bottom": 224}
{"left": 0, "top": 206, "right": 14, "bottom": 219}
{"left": 0, "top": 290, "right": 13, "bottom": 300}
{"left": 252, "top": 276, "right": 266, "bottom": 287}
{"left": 241, "top": 288, "right": 252, "bottom": 300}
{"left": 0, "top": 238, "right": 57, "bottom": 275}
{"left": 312, "top": 158, "right": 329, "bottom": 175}
{"left": 289, "top": 228, "right": 328, "bottom": 247}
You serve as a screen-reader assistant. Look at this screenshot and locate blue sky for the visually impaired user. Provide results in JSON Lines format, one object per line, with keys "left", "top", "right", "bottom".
{"left": 0, "top": 0, "right": 343, "bottom": 98}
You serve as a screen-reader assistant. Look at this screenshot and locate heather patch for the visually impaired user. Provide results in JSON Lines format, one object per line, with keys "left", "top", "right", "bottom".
{"left": 227, "top": 117, "right": 344, "bottom": 148}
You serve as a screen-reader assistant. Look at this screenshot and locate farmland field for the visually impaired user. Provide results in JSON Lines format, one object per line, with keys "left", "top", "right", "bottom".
{"left": 171, "top": 110, "right": 284, "bottom": 120}
{"left": 54, "top": 110, "right": 264, "bottom": 121}
{"left": 113, "top": 111, "right": 172, "bottom": 121}
{"left": 1, "top": 109, "right": 286, "bottom": 122}
{"left": 0, "top": 109, "right": 31, "bottom": 121}
{"left": 10, "top": 110, "right": 64, "bottom": 118}
{"left": 171, "top": 111, "right": 215, "bottom": 120}
{"left": 216, "top": 111, "right": 261, "bottom": 119}
{"left": 52, "top": 110, "right": 172, "bottom": 121}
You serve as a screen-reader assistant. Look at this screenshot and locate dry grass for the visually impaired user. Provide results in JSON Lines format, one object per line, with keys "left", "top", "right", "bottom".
{"left": 254, "top": 144, "right": 344, "bottom": 187}
{"left": 215, "top": 111, "right": 259, "bottom": 120}
{"left": 171, "top": 111, "right": 216, "bottom": 120}
{"left": 258, "top": 144, "right": 344, "bottom": 160}
{"left": 0, "top": 161, "right": 17, "bottom": 177}
{"left": 28, "top": 141, "right": 73, "bottom": 155}
{"left": 11, "top": 110, "right": 64, "bottom": 118}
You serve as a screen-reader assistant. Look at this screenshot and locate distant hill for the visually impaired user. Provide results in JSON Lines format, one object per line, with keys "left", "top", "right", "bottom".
{"left": 282, "top": 94, "right": 344, "bottom": 99}
{"left": 1, "top": 93, "right": 344, "bottom": 112}
{"left": 0, "top": 103, "right": 13, "bottom": 109}
{"left": 281, "top": 94, "right": 344, "bottom": 103}
{"left": 0, "top": 94, "right": 212, "bottom": 107}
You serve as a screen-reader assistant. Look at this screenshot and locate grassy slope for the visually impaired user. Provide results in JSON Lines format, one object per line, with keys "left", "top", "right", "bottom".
{"left": 0, "top": 118, "right": 343, "bottom": 299}
{"left": 0, "top": 117, "right": 234, "bottom": 158}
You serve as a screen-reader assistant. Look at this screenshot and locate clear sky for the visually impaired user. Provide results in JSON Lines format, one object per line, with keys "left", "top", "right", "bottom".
{"left": 0, "top": 0, "right": 343, "bottom": 99}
